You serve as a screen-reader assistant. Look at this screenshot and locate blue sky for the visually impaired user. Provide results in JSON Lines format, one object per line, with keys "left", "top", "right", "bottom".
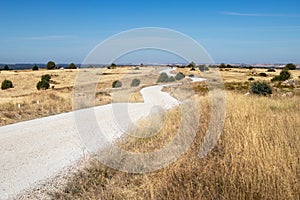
{"left": 0, "top": 0, "right": 300, "bottom": 64}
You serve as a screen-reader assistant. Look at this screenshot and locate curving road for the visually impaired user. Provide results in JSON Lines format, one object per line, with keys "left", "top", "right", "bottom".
{"left": 0, "top": 68, "right": 203, "bottom": 199}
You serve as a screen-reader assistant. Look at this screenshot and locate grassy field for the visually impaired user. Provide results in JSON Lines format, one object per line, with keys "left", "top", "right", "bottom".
{"left": 49, "top": 91, "right": 300, "bottom": 199}
{"left": 0, "top": 67, "right": 157, "bottom": 125}
{"left": 1, "top": 67, "right": 300, "bottom": 199}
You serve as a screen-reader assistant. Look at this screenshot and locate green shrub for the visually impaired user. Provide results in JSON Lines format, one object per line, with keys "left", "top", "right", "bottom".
{"left": 1, "top": 79, "right": 13, "bottom": 90}
{"left": 284, "top": 63, "right": 296, "bottom": 70}
{"left": 108, "top": 63, "right": 117, "bottom": 69}
{"left": 258, "top": 72, "right": 268, "bottom": 77}
{"left": 267, "top": 69, "right": 276, "bottom": 72}
{"left": 3, "top": 65, "right": 10, "bottom": 70}
{"left": 250, "top": 81, "right": 272, "bottom": 96}
{"left": 68, "top": 63, "right": 77, "bottom": 69}
{"left": 32, "top": 65, "right": 39, "bottom": 71}
{"left": 248, "top": 77, "right": 255, "bottom": 81}
{"left": 47, "top": 61, "right": 56, "bottom": 70}
{"left": 157, "top": 72, "right": 170, "bottom": 83}
{"left": 271, "top": 70, "right": 291, "bottom": 82}
{"left": 131, "top": 78, "right": 141, "bottom": 87}
{"left": 175, "top": 72, "right": 185, "bottom": 80}
{"left": 41, "top": 74, "right": 51, "bottom": 82}
{"left": 168, "top": 76, "right": 175, "bottom": 82}
{"left": 37, "top": 74, "right": 51, "bottom": 90}
{"left": 112, "top": 80, "right": 122, "bottom": 88}
{"left": 37, "top": 80, "right": 50, "bottom": 90}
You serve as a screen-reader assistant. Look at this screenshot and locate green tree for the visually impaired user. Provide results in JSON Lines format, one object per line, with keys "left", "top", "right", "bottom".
{"left": 1, "top": 79, "right": 13, "bottom": 90}
{"left": 68, "top": 63, "right": 77, "bottom": 69}
{"left": 32, "top": 65, "right": 39, "bottom": 71}
{"left": 47, "top": 61, "right": 56, "bottom": 70}
{"left": 284, "top": 63, "right": 296, "bottom": 70}
{"left": 3, "top": 65, "right": 9, "bottom": 70}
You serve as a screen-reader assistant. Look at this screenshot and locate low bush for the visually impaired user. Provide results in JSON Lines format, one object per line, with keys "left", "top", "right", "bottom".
{"left": 130, "top": 78, "right": 141, "bottom": 87}
{"left": 1, "top": 79, "right": 13, "bottom": 90}
{"left": 157, "top": 72, "right": 170, "bottom": 83}
{"left": 32, "top": 65, "right": 39, "bottom": 71}
{"left": 112, "top": 80, "right": 122, "bottom": 88}
{"left": 37, "top": 74, "right": 51, "bottom": 90}
{"left": 271, "top": 70, "right": 291, "bottom": 82}
{"left": 41, "top": 74, "right": 51, "bottom": 82}
{"left": 168, "top": 76, "right": 175, "bottom": 82}
{"left": 37, "top": 80, "right": 50, "bottom": 90}
{"left": 248, "top": 77, "right": 255, "bottom": 81}
{"left": 267, "top": 69, "right": 276, "bottom": 72}
{"left": 175, "top": 72, "right": 185, "bottom": 80}
{"left": 258, "top": 72, "right": 268, "bottom": 77}
{"left": 157, "top": 72, "right": 176, "bottom": 83}
{"left": 250, "top": 81, "right": 272, "bottom": 96}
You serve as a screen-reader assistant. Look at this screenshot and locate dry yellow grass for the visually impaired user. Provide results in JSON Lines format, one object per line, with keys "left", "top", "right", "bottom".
{"left": 0, "top": 67, "right": 158, "bottom": 125}
{"left": 2, "top": 67, "right": 300, "bottom": 199}
{"left": 49, "top": 91, "right": 300, "bottom": 199}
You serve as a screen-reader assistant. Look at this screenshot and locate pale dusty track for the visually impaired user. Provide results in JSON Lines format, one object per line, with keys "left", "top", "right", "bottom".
{"left": 0, "top": 68, "right": 202, "bottom": 199}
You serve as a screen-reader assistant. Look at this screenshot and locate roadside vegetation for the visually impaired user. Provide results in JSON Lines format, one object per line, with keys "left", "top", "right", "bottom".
{"left": 49, "top": 89, "right": 300, "bottom": 199}
{"left": 1, "top": 64, "right": 300, "bottom": 199}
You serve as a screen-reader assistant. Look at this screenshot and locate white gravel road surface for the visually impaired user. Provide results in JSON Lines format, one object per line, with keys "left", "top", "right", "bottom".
{"left": 0, "top": 68, "right": 203, "bottom": 199}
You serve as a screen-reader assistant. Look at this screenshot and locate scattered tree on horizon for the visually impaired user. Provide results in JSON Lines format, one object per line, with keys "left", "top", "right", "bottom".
{"left": 47, "top": 61, "right": 56, "bottom": 70}
{"left": 284, "top": 63, "right": 296, "bottom": 70}
{"left": 32, "top": 65, "right": 39, "bottom": 71}
{"left": 3, "top": 65, "right": 10, "bottom": 70}
{"left": 68, "top": 63, "right": 77, "bottom": 69}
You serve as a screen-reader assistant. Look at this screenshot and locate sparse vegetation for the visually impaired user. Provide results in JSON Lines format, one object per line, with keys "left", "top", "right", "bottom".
{"left": 50, "top": 92, "right": 300, "bottom": 199}
{"left": 248, "top": 77, "right": 255, "bottom": 81}
{"left": 250, "top": 81, "right": 272, "bottom": 96}
{"left": 1, "top": 79, "right": 13, "bottom": 90}
{"left": 130, "top": 78, "right": 141, "bottom": 87}
{"left": 112, "top": 80, "right": 122, "bottom": 88}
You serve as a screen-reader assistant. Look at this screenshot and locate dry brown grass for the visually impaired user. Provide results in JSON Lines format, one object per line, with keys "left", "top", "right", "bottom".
{"left": 0, "top": 67, "right": 158, "bottom": 125}
{"left": 49, "top": 91, "right": 300, "bottom": 199}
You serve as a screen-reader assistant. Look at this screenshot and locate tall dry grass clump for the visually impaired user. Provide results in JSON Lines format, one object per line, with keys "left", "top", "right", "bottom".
{"left": 49, "top": 91, "right": 299, "bottom": 199}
